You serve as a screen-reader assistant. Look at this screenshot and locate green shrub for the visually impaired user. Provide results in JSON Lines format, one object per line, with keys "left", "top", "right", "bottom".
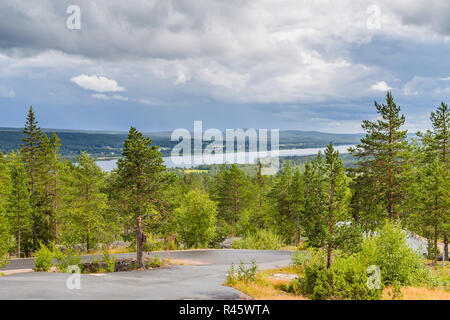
{"left": 175, "top": 190, "right": 217, "bottom": 248}
{"left": 226, "top": 260, "right": 258, "bottom": 285}
{"left": 54, "top": 247, "right": 82, "bottom": 273}
{"left": 232, "top": 229, "right": 285, "bottom": 250}
{"left": 142, "top": 234, "right": 164, "bottom": 252}
{"left": 102, "top": 249, "right": 116, "bottom": 273}
{"left": 291, "top": 249, "right": 382, "bottom": 300}
{"left": 146, "top": 254, "right": 161, "bottom": 268}
{"left": 33, "top": 243, "right": 54, "bottom": 272}
{"left": 291, "top": 251, "right": 309, "bottom": 269}
{"left": 358, "top": 221, "right": 429, "bottom": 286}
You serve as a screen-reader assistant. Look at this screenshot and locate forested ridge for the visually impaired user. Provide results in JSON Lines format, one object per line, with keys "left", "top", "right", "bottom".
{"left": 0, "top": 93, "right": 448, "bottom": 273}
{"left": 0, "top": 127, "right": 363, "bottom": 161}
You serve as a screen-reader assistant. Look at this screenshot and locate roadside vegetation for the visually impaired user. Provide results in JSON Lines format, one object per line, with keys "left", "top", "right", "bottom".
{"left": 32, "top": 243, "right": 171, "bottom": 274}
{"left": 0, "top": 94, "right": 448, "bottom": 300}
{"left": 227, "top": 222, "right": 450, "bottom": 300}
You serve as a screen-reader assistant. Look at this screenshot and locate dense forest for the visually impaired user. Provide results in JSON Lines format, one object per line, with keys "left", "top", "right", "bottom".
{"left": 0, "top": 93, "right": 448, "bottom": 272}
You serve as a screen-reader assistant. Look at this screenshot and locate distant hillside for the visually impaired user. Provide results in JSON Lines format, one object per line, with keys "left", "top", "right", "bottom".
{"left": 0, "top": 127, "right": 364, "bottom": 160}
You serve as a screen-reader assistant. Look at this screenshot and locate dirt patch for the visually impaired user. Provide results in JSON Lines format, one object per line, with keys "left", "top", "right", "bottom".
{"left": 169, "top": 259, "right": 211, "bottom": 266}
{"left": 1, "top": 269, "right": 33, "bottom": 276}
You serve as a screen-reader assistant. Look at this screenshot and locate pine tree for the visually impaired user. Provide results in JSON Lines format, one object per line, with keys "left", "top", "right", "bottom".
{"left": 63, "top": 152, "right": 108, "bottom": 250}
{"left": 35, "top": 133, "right": 54, "bottom": 244}
{"left": 349, "top": 92, "right": 409, "bottom": 220}
{"left": 211, "top": 164, "right": 252, "bottom": 225}
{"left": 302, "top": 153, "right": 328, "bottom": 248}
{"left": 0, "top": 150, "right": 10, "bottom": 212}
{"left": 114, "top": 127, "right": 174, "bottom": 268}
{"left": 418, "top": 102, "right": 449, "bottom": 260}
{"left": 303, "top": 144, "right": 352, "bottom": 267}
{"left": 0, "top": 208, "right": 9, "bottom": 267}
{"left": 416, "top": 158, "right": 449, "bottom": 263}
{"left": 323, "top": 142, "right": 350, "bottom": 268}
{"left": 49, "top": 133, "right": 62, "bottom": 242}
{"left": 7, "top": 153, "right": 32, "bottom": 257}
{"left": 20, "top": 106, "right": 42, "bottom": 250}
{"left": 267, "top": 161, "right": 304, "bottom": 244}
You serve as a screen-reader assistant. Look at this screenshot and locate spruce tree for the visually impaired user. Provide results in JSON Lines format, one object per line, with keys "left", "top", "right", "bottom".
{"left": 20, "top": 106, "right": 42, "bottom": 250}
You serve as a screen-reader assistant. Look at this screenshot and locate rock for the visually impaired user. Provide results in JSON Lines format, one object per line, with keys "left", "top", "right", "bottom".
{"left": 220, "top": 237, "right": 241, "bottom": 249}
{"left": 269, "top": 273, "right": 298, "bottom": 280}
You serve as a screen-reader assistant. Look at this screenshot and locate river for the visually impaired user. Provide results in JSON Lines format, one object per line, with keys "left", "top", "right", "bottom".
{"left": 95, "top": 144, "right": 355, "bottom": 172}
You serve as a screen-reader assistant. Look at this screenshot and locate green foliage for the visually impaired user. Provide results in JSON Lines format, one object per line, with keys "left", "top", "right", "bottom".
{"left": 290, "top": 249, "right": 382, "bottom": 300}
{"left": 146, "top": 254, "right": 161, "bottom": 268}
{"left": 267, "top": 161, "right": 304, "bottom": 244}
{"left": 349, "top": 92, "right": 409, "bottom": 220}
{"left": 232, "top": 229, "right": 285, "bottom": 250}
{"left": 211, "top": 164, "right": 253, "bottom": 225}
{"left": 6, "top": 153, "right": 32, "bottom": 257}
{"left": 0, "top": 210, "right": 9, "bottom": 269}
{"left": 358, "top": 221, "right": 430, "bottom": 286}
{"left": 113, "top": 126, "right": 174, "bottom": 268}
{"left": 54, "top": 247, "right": 82, "bottom": 273}
{"left": 226, "top": 260, "right": 258, "bottom": 285}
{"left": 33, "top": 243, "right": 54, "bottom": 272}
{"left": 102, "top": 248, "right": 116, "bottom": 273}
{"left": 59, "top": 152, "right": 111, "bottom": 250}
{"left": 175, "top": 190, "right": 217, "bottom": 248}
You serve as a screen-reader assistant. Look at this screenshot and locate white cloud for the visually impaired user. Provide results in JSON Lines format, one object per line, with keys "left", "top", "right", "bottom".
{"left": 440, "top": 77, "right": 450, "bottom": 81}
{"left": 0, "top": 86, "right": 15, "bottom": 98}
{"left": 91, "top": 93, "right": 110, "bottom": 100}
{"left": 113, "top": 95, "right": 129, "bottom": 101}
{"left": 71, "top": 75, "right": 126, "bottom": 93}
{"left": 371, "top": 81, "right": 392, "bottom": 92}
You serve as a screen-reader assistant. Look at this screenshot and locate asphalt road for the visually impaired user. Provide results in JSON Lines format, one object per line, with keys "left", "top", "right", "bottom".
{"left": 0, "top": 249, "right": 293, "bottom": 300}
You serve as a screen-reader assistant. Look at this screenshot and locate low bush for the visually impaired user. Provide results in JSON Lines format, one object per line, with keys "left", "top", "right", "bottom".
{"left": 289, "top": 249, "right": 382, "bottom": 300}
{"left": 226, "top": 260, "right": 258, "bottom": 286}
{"left": 33, "top": 243, "right": 54, "bottom": 272}
{"left": 290, "top": 221, "right": 442, "bottom": 300}
{"left": 146, "top": 254, "right": 161, "bottom": 268}
{"left": 232, "top": 229, "right": 285, "bottom": 250}
{"left": 54, "top": 247, "right": 82, "bottom": 273}
{"left": 358, "top": 221, "right": 430, "bottom": 287}
{"left": 102, "top": 249, "right": 116, "bottom": 273}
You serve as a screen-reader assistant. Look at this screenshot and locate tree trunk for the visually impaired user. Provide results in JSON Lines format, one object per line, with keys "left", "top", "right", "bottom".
{"left": 136, "top": 215, "right": 144, "bottom": 268}
{"left": 445, "top": 235, "right": 449, "bottom": 262}
{"left": 17, "top": 228, "right": 21, "bottom": 259}
{"left": 327, "top": 242, "right": 332, "bottom": 269}
{"left": 434, "top": 224, "right": 438, "bottom": 264}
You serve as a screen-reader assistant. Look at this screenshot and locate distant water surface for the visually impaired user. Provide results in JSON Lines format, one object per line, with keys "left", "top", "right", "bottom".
{"left": 95, "top": 144, "right": 355, "bottom": 172}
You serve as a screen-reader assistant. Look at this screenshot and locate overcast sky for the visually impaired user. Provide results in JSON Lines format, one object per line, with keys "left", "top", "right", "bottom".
{"left": 0, "top": 0, "right": 449, "bottom": 133}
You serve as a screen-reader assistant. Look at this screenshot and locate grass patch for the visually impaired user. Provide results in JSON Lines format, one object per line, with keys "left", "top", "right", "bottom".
{"left": 227, "top": 267, "right": 308, "bottom": 300}
{"left": 382, "top": 286, "right": 450, "bottom": 300}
